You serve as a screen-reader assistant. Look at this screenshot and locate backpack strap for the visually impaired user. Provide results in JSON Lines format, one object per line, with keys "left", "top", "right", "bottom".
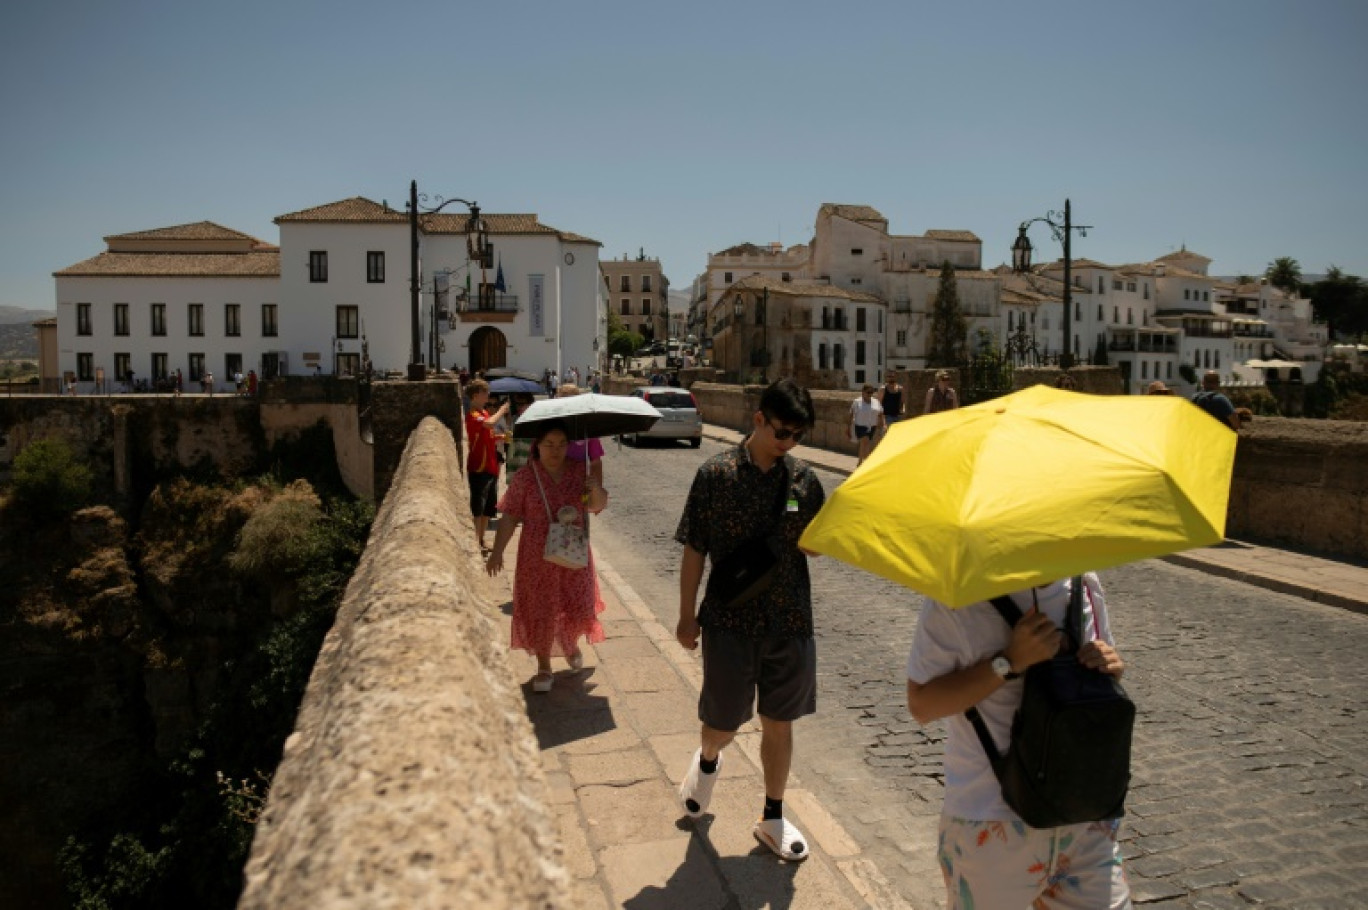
{"left": 964, "top": 579, "right": 1086, "bottom": 763}
{"left": 965, "top": 592, "right": 1023, "bottom": 762}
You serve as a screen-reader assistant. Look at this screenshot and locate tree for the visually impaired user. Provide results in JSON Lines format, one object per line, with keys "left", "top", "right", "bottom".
{"left": 11, "top": 437, "right": 92, "bottom": 518}
{"left": 1265, "top": 257, "right": 1302, "bottom": 293}
{"left": 1092, "top": 335, "right": 1109, "bottom": 366}
{"left": 926, "top": 261, "right": 968, "bottom": 367}
{"left": 605, "top": 309, "right": 643, "bottom": 359}
{"left": 1308, "top": 266, "right": 1368, "bottom": 340}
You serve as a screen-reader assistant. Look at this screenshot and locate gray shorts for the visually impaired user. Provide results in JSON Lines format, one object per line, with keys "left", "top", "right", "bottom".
{"left": 698, "top": 628, "right": 816, "bottom": 732}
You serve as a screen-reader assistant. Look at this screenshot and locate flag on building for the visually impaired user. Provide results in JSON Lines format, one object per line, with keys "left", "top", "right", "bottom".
{"left": 494, "top": 257, "right": 507, "bottom": 293}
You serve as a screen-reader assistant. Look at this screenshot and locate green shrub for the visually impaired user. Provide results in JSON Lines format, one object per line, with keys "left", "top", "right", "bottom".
{"left": 228, "top": 481, "right": 325, "bottom": 579}
{"left": 11, "top": 437, "right": 93, "bottom": 517}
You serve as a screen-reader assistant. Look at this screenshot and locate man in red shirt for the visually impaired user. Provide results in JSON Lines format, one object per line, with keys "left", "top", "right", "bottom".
{"left": 465, "top": 379, "right": 510, "bottom": 552}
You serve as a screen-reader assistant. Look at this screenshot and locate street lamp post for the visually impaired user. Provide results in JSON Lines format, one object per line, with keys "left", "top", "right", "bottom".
{"left": 1011, "top": 198, "right": 1091, "bottom": 370}
{"left": 407, "top": 179, "right": 490, "bottom": 381}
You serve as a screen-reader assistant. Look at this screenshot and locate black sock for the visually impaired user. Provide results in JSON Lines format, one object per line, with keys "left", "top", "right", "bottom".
{"left": 763, "top": 797, "right": 783, "bottom": 820}
{"left": 699, "top": 754, "right": 718, "bottom": 774}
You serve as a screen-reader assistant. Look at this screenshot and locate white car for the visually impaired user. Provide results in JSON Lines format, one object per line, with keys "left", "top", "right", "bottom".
{"left": 625, "top": 387, "right": 703, "bottom": 447}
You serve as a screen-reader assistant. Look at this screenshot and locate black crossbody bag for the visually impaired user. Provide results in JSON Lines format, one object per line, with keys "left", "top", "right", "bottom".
{"left": 705, "top": 458, "right": 791, "bottom": 610}
{"left": 965, "top": 578, "right": 1135, "bottom": 828}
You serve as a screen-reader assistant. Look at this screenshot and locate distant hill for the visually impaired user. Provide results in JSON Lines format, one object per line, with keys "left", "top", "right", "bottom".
{"left": 0, "top": 324, "right": 39, "bottom": 360}
{"left": 0, "top": 306, "right": 54, "bottom": 325}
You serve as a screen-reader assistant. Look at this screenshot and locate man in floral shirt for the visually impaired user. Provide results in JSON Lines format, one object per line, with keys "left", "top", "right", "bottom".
{"left": 674, "top": 379, "right": 826, "bottom": 861}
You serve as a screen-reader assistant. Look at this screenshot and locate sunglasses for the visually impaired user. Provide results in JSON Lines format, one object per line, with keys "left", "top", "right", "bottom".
{"left": 765, "top": 418, "right": 806, "bottom": 443}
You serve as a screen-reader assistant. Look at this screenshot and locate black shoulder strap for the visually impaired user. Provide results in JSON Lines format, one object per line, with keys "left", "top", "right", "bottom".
{"left": 988, "top": 593, "right": 1023, "bottom": 627}
{"left": 967, "top": 592, "right": 1022, "bottom": 763}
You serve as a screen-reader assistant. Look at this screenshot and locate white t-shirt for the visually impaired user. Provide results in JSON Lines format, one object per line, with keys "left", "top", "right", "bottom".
{"left": 850, "top": 396, "right": 883, "bottom": 428}
{"left": 905, "top": 575, "right": 1114, "bottom": 821}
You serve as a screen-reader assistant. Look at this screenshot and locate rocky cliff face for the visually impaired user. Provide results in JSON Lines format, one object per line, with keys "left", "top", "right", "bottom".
{"left": 0, "top": 478, "right": 357, "bottom": 908}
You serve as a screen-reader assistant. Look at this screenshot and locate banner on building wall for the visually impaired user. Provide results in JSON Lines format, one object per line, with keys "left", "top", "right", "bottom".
{"left": 529, "top": 274, "right": 545, "bottom": 336}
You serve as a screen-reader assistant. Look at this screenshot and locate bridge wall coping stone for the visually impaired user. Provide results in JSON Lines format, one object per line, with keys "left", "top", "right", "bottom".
{"left": 238, "top": 416, "right": 570, "bottom": 909}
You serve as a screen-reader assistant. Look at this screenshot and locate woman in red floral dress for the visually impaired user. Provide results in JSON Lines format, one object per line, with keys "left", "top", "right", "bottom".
{"left": 485, "top": 421, "right": 608, "bottom": 692}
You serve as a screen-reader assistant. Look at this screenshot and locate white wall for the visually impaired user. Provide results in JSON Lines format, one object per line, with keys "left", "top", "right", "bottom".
{"left": 277, "top": 221, "right": 411, "bottom": 374}
{"left": 419, "top": 233, "right": 601, "bottom": 379}
{"left": 55, "top": 274, "right": 277, "bottom": 392}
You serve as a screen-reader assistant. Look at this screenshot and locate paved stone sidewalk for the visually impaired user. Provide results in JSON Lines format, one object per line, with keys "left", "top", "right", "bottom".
{"left": 486, "top": 531, "right": 915, "bottom": 909}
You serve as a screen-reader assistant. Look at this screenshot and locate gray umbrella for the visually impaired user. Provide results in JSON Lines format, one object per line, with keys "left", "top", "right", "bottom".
{"left": 513, "top": 393, "right": 661, "bottom": 440}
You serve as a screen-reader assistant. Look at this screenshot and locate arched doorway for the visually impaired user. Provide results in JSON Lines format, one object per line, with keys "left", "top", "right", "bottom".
{"left": 469, "top": 327, "right": 508, "bottom": 375}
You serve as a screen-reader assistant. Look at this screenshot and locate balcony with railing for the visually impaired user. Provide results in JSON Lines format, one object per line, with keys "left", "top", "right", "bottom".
{"left": 457, "top": 292, "right": 520, "bottom": 323}
{"left": 1107, "top": 328, "right": 1179, "bottom": 354}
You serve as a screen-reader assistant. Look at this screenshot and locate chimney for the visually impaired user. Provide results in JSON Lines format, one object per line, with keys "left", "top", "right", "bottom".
{"left": 769, "top": 242, "right": 782, "bottom": 254}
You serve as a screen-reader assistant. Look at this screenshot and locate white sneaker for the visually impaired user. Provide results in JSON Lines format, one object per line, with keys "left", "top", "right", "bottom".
{"left": 678, "top": 748, "right": 721, "bottom": 818}
{"left": 754, "top": 816, "right": 808, "bottom": 861}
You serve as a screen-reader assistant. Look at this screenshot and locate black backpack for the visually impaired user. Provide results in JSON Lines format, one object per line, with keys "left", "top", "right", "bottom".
{"left": 965, "top": 579, "right": 1135, "bottom": 828}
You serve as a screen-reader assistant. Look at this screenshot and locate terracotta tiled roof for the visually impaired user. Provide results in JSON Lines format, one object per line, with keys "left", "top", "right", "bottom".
{"left": 1041, "top": 257, "right": 1115, "bottom": 271}
{"left": 818, "top": 204, "right": 886, "bottom": 225}
{"left": 999, "top": 271, "right": 1063, "bottom": 304}
{"left": 1155, "top": 264, "right": 1214, "bottom": 281}
{"left": 105, "top": 221, "right": 263, "bottom": 244}
{"left": 923, "top": 229, "right": 980, "bottom": 242}
{"left": 274, "top": 197, "right": 407, "bottom": 224}
{"left": 1155, "top": 248, "right": 1211, "bottom": 264}
{"left": 32, "top": 316, "right": 57, "bottom": 326}
{"left": 54, "top": 251, "right": 281, "bottom": 278}
{"left": 273, "top": 197, "right": 601, "bottom": 243}
{"left": 716, "top": 242, "right": 768, "bottom": 256}
{"left": 727, "top": 274, "right": 881, "bottom": 303}
{"left": 1001, "top": 287, "right": 1048, "bottom": 306}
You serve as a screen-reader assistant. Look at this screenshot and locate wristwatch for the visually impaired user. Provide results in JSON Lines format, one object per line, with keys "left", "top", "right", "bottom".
{"left": 990, "top": 653, "right": 1020, "bottom": 681}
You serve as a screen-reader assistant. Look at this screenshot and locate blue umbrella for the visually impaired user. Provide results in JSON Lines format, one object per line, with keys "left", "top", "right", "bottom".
{"left": 488, "top": 376, "right": 546, "bottom": 395}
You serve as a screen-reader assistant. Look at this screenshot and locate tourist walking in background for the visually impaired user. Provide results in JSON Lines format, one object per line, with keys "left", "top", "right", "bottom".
{"left": 878, "top": 374, "right": 905, "bottom": 427}
{"left": 905, "top": 574, "right": 1130, "bottom": 906}
{"left": 485, "top": 420, "right": 607, "bottom": 693}
{"left": 503, "top": 394, "right": 536, "bottom": 481}
{"left": 674, "top": 379, "right": 827, "bottom": 861}
{"left": 924, "top": 370, "right": 958, "bottom": 413}
{"left": 848, "top": 383, "right": 885, "bottom": 467}
{"left": 1192, "top": 370, "right": 1240, "bottom": 430}
{"left": 464, "top": 379, "right": 510, "bottom": 553}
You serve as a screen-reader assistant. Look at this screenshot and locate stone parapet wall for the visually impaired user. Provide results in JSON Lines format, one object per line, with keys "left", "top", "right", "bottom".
{"left": 370, "top": 378, "right": 463, "bottom": 501}
{"left": 239, "top": 417, "right": 570, "bottom": 910}
{"left": 1226, "top": 417, "right": 1368, "bottom": 561}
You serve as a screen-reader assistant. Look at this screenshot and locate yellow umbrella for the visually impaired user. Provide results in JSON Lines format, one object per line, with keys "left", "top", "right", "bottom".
{"left": 799, "top": 383, "right": 1237, "bottom": 607}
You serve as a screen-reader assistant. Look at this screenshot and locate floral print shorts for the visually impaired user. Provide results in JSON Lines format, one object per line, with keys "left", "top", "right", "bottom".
{"left": 938, "top": 815, "right": 1131, "bottom": 909}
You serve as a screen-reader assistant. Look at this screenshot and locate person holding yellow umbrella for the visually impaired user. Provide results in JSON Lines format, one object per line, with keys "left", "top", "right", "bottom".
{"left": 800, "top": 382, "right": 1238, "bottom": 908}
{"left": 905, "top": 575, "right": 1130, "bottom": 907}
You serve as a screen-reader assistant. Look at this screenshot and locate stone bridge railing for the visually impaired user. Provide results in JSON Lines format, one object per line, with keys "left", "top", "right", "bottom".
{"left": 238, "top": 417, "right": 569, "bottom": 909}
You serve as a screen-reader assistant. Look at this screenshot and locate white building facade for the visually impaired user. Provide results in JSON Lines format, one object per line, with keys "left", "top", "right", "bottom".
{"left": 54, "top": 222, "right": 280, "bottom": 390}
{"left": 53, "top": 196, "right": 604, "bottom": 392}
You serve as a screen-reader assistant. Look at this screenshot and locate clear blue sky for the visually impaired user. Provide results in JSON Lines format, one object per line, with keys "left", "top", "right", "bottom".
{"left": 2, "top": 0, "right": 1365, "bottom": 312}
